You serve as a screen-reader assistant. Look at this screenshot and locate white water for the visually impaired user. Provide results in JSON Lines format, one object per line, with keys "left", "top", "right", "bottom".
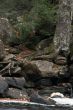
{"left": 52, "top": 98, "right": 73, "bottom": 106}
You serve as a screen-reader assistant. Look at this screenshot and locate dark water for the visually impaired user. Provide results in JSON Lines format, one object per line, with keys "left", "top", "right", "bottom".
{"left": 0, "top": 103, "right": 72, "bottom": 110}
{"left": 0, "top": 106, "right": 72, "bottom": 110}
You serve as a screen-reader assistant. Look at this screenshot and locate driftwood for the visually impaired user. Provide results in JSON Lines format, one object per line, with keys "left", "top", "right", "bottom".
{"left": 0, "top": 63, "right": 11, "bottom": 73}
{"left": 0, "top": 60, "right": 21, "bottom": 76}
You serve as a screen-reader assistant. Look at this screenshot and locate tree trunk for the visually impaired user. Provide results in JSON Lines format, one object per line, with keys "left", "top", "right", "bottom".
{"left": 54, "top": 0, "right": 72, "bottom": 56}
{"left": 0, "top": 40, "right": 5, "bottom": 60}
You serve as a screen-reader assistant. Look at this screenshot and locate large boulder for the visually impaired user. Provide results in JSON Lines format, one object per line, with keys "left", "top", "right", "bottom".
{"left": 30, "top": 60, "right": 69, "bottom": 77}
{"left": 30, "top": 60, "right": 54, "bottom": 77}
{"left": 5, "top": 77, "right": 26, "bottom": 89}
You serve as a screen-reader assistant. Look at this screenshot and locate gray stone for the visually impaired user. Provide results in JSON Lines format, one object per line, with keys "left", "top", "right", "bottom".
{"left": 5, "top": 77, "right": 26, "bottom": 89}
{"left": 6, "top": 88, "right": 29, "bottom": 99}
{"left": 0, "top": 76, "right": 8, "bottom": 95}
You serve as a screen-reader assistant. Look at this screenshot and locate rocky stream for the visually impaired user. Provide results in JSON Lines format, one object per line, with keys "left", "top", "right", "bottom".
{"left": 0, "top": 41, "right": 72, "bottom": 110}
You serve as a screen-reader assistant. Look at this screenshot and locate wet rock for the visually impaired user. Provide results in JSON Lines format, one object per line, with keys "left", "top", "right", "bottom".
{"left": 6, "top": 88, "right": 29, "bottom": 99}
{"left": 0, "top": 76, "right": 8, "bottom": 95}
{"left": 5, "top": 77, "right": 26, "bottom": 89}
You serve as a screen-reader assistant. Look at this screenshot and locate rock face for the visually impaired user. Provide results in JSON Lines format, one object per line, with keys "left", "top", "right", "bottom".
{"left": 54, "top": 0, "right": 72, "bottom": 56}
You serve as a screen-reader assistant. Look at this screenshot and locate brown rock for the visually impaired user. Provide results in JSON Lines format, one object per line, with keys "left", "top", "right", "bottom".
{"left": 31, "top": 60, "right": 67, "bottom": 77}
{"left": 22, "top": 62, "right": 41, "bottom": 82}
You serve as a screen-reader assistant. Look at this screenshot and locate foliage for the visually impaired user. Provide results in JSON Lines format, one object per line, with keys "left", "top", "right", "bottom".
{"left": 0, "top": 0, "right": 57, "bottom": 49}
{"left": 10, "top": 0, "right": 57, "bottom": 48}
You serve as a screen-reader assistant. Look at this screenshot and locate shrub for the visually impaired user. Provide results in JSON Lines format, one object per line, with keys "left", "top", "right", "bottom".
{"left": 8, "top": 0, "right": 57, "bottom": 48}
